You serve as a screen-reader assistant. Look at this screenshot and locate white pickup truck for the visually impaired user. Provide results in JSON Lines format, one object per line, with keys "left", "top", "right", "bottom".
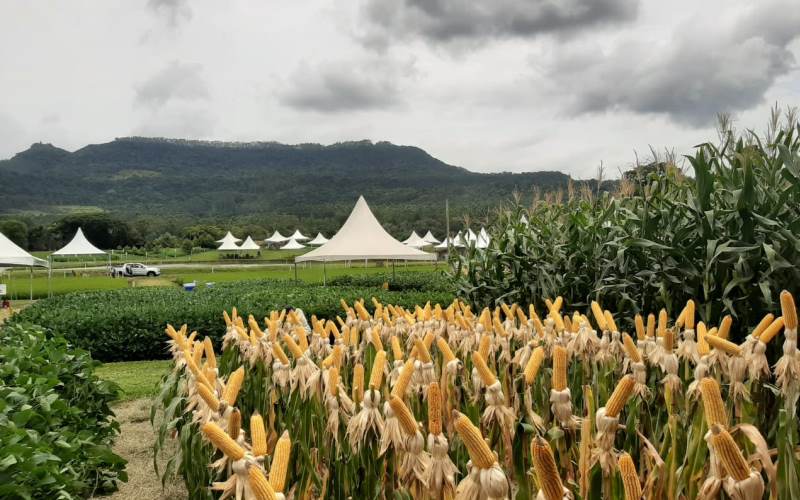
{"left": 110, "top": 263, "right": 161, "bottom": 277}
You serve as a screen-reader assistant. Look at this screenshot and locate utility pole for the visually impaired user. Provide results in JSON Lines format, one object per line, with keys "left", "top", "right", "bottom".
{"left": 445, "top": 199, "right": 450, "bottom": 252}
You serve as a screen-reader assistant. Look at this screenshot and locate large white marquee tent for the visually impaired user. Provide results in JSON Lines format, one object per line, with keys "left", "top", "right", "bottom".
{"left": 52, "top": 228, "right": 106, "bottom": 257}
{"left": 0, "top": 232, "right": 48, "bottom": 300}
{"left": 289, "top": 230, "right": 309, "bottom": 241}
{"left": 238, "top": 236, "right": 261, "bottom": 251}
{"left": 216, "top": 231, "right": 242, "bottom": 245}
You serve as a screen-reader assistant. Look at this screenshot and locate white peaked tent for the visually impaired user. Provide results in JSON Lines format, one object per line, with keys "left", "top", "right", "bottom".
{"left": 403, "top": 231, "right": 422, "bottom": 245}
{"left": 308, "top": 233, "right": 329, "bottom": 246}
{"left": 218, "top": 239, "right": 241, "bottom": 251}
{"left": 264, "top": 231, "right": 288, "bottom": 244}
{"left": 520, "top": 214, "right": 529, "bottom": 225}
{"left": 216, "top": 231, "right": 242, "bottom": 244}
{"left": 0, "top": 232, "right": 48, "bottom": 300}
{"left": 404, "top": 232, "right": 428, "bottom": 249}
{"left": 52, "top": 228, "right": 105, "bottom": 256}
{"left": 289, "top": 230, "right": 309, "bottom": 241}
{"left": 281, "top": 238, "right": 306, "bottom": 250}
{"left": 422, "top": 231, "right": 440, "bottom": 245}
{"left": 435, "top": 234, "right": 466, "bottom": 250}
{"left": 475, "top": 227, "right": 490, "bottom": 249}
{"left": 239, "top": 236, "right": 260, "bottom": 251}
{"left": 296, "top": 196, "right": 434, "bottom": 283}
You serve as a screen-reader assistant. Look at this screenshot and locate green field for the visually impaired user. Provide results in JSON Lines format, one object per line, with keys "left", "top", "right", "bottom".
{"left": 95, "top": 360, "right": 172, "bottom": 401}
{"left": 1, "top": 262, "right": 439, "bottom": 299}
{"left": 32, "top": 247, "right": 309, "bottom": 268}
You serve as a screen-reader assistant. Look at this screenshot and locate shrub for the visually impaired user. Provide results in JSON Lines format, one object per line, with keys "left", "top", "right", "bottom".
{"left": 452, "top": 115, "right": 800, "bottom": 341}
{"left": 13, "top": 279, "right": 454, "bottom": 362}
{"left": 327, "top": 270, "right": 452, "bottom": 291}
{"left": 0, "top": 323, "right": 126, "bottom": 498}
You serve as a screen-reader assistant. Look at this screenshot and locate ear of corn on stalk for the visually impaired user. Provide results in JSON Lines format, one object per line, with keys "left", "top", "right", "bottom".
{"left": 699, "top": 377, "right": 728, "bottom": 428}
{"left": 604, "top": 375, "right": 635, "bottom": 417}
{"left": 709, "top": 424, "right": 750, "bottom": 481}
{"left": 223, "top": 366, "right": 245, "bottom": 406}
{"left": 524, "top": 346, "right": 545, "bottom": 385}
{"left": 248, "top": 466, "right": 277, "bottom": 500}
{"left": 250, "top": 413, "right": 267, "bottom": 457}
{"left": 202, "top": 422, "right": 245, "bottom": 460}
{"left": 759, "top": 316, "right": 784, "bottom": 343}
{"left": 781, "top": 290, "right": 797, "bottom": 330}
{"left": 369, "top": 350, "right": 386, "bottom": 389}
{"left": 531, "top": 436, "right": 564, "bottom": 500}
{"left": 269, "top": 431, "right": 291, "bottom": 492}
{"left": 472, "top": 351, "right": 497, "bottom": 386}
{"left": 452, "top": 411, "right": 495, "bottom": 469}
{"left": 228, "top": 407, "right": 241, "bottom": 440}
{"left": 428, "top": 382, "right": 442, "bottom": 435}
{"left": 552, "top": 345, "right": 568, "bottom": 392}
{"left": 622, "top": 333, "right": 642, "bottom": 362}
{"left": 389, "top": 395, "right": 418, "bottom": 436}
{"left": 618, "top": 452, "right": 642, "bottom": 500}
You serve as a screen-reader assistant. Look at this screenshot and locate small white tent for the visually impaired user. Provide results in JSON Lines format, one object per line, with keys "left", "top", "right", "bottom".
{"left": 239, "top": 236, "right": 260, "bottom": 251}
{"left": 216, "top": 231, "right": 242, "bottom": 244}
{"left": 52, "top": 228, "right": 105, "bottom": 256}
{"left": 297, "top": 196, "right": 434, "bottom": 283}
{"left": 289, "top": 230, "right": 309, "bottom": 241}
{"left": 422, "top": 231, "right": 440, "bottom": 245}
{"left": 281, "top": 238, "right": 306, "bottom": 250}
{"left": 308, "top": 233, "right": 329, "bottom": 246}
{"left": 218, "top": 239, "right": 241, "bottom": 251}
{"left": 404, "top": 232, "right": 429, "bottom": 249}
{"left": 264, "top": 231, "right": 288, "bottom": 244}
{"left": 403, "top": 231, "right": 422, "bottom": 245}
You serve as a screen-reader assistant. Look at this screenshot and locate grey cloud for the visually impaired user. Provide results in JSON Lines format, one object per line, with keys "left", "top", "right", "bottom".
{"left": 361, "top": 0, "right": 638, "bottom": 46}
{"left": 134, "top": 105, "right": 214, "bottom": 138}
{"left": 147, "top": 0, "right": 192, "bottom": 28}
{"left": 278, "top": 59, "right": 413, "bottom": 112}
{"left": 547, "top": 2, "right": 800, "bottom": 126}
{"left": 135, "top": 61, "right": 209, "bottom": 109}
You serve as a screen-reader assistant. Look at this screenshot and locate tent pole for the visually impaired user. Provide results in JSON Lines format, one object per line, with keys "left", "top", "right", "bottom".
{"left": 323, "top": 261, "right": 327, "bottom": 286}
{"left": 294, "top": 262, "right": 298, "bottom": 283}
{"left": 48, "top": 256, "right": 52, "bottom": 298}
{"left": 29, "top": 267, "right": 33, "bottom": 301}
{"left": 392, "top": 261, "right": 396, "bottom": 280}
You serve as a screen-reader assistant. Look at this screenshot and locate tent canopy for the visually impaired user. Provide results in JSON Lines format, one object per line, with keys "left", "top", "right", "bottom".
{"left": 422, "top": 231, "right": 440, "bottom": 245}
{"left": 281, "top": 238, "right": 306, "bottom": 250}
{"left": 218, "top": 239, "right": 241, "bottom": 251}
{"left": 216, "top": 231, "right": 242, "bottom": 244}
{"left": 52, "top": 228, "right": 106, "bottom": 256}
{"left": 403, "top": 231, "right": 422, "bottom": 244}
{"left": 289, "top": 229, "right": 309, "bottom": 241}
{"left": 297, "top": 196, "right": 435, "bottom": 263}
{"left": 239, "top": 236, "right": 260, "bottom": 250}
{"left": 404, "top": 232, "right": 429, "bottom": 249}
{"left": 308, "top": 233, "right": 329, "bottom": 245}
{"left": 0, "top": 232, "right": 48, "bottom": 268}
{"left": 264, "top": 230, "right": 288, "bottom": 244}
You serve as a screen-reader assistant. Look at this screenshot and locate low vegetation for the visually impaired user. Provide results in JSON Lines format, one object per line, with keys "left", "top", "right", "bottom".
{"left": 0, "top": 324, "right": 126, "bottom": 498}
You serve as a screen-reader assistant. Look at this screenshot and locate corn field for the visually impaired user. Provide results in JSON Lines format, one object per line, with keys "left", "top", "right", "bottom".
{"left": 153, "top": 291, "right": 800, "bottom": 499}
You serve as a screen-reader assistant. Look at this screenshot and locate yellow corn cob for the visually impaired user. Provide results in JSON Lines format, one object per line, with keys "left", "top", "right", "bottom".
{"left": 436, "top": 336, "right": 457, "bottom": 364}
{"left": 340, "top": 298, "right": 349, "bottom": 312}
{"left": 250, "top": 413, "right": 267, "bottom": 457}
{"left": 705, "top": 334, "right": 742, "bottom": 356}
{"left": 500, "top": 303, "right": 512, "bottom": 321}
{"left": 223, "top": 366, "right": 245, "bottom": 407}
{"left": 760, "top": 316, "right": 785, "bottom": 343}
{"left": 200, "top": 339, "right": 215, "bottom": 371}
{"left": 472, "top": 351, "right": 497, "bottom": 386}
{"left": 531, "top": 436, "right": 564, "bottom": 500}
{"left": 478, "top": 334, "right": 491, "bottom": 359}
{"left": 662, "top": 329, "right": 674, "bottom": 352}
{"left": 658, "top": 309, "right": 668, "bottom": 337}
{"left": 185, "top": 354, "right": 212, "bottom": 388}
{"left": 291, "top": 328, "right": 307, "bottom": 354}
{"left": 604, "top": 374, "right": 635, "bottom": 417}
{"left": 634, "top": 314, "right": 645, "bottom": 340}
{"left": 676, "top": 305, "right": 686, "bottom": 329}
{"left": 453, "top": 411, "right": 495, "bottom": 468}
{"left": 390, "top": 335, "right": 404, "bottom": 360}
{"left": 529, "top": 304, "right": 537, "bottom": 322}
{"left": 197, "top": 382, "right": 220, "bottom": 411}
{"left": 552, "top": 296, "right": 563, "bottom": 312}
{"left": 716, "top": 315, "right": 732, "bottom": 340}
{"left": 699, "top": 377, "right": 728, "bottom": 428}
{"left": 352, "top": 363, "right": 364, "bottom": 404}
{"left": 552, "top": 345, "right": 568, "bottom": 392}
{"left": 249, "top": 316, "right": 264, "bottom": 338}
{"left": 371, "top": 326, "right": 384, "bottom": 351}
{"left": 355, "top": 302, "right": 370, "bottom": 321}
{"left": 781, "top": 290, "right": 798, "bottom": 330}
{"left": 709, "top": 425, "right": 750, "bottom": 481}
{"left": 697, "top": 322, "right": 710, "bottom": 355}
{"left": 550, "top": 309, "right": 566, "bottom": 332}
{"left": 389, "top": 395, "right": 418, "bottom": 436}
{"left": 272, "top": 343, "right": 290, "bottom": 365}
{"left": 685, "top": 299, "right": 696, "bottom": 329}
{"left": 283, "top": 334, "right": 304, "bottom": 359}
{"left": 434, "top": 303, "right": 443, "bottom": 320}
{"left": 428, "top": 382, "right": 442, "bottom": 435}
{"left": 604, "top": 310, "right": 618, "bottom": 332}
{"left": 646, "top": 313, "right": 655, "bottom": 337}
{"left": 248, "top": 466, "right": 277, "bottom": 500}
{"left": 622, "top": 333, "right": 642, "bottom": 363}
{"left": 192, "top": 340, "right": 204, "bottom": 367}
{"left": 516, "top": 306, "right": 528, "bottom": 324}
{"left": 414, "top": 338, "right": 432, "bottom": 363}
{"left": 268, "top": 319, "right": 279, "bottom": 341}
{"left": 350, "top": 325, "right": 360, "bottom": 347}
{"left": 328, "top": 321, "right": 341, "bottom": 339}
{"left": 202, "top": 422, "right": 245, "bottom": 460}
{"left": 423, "top": 330, "right": 435, "bottom": 349}
{"left": 369, "top": 350, "right": 386, "bottom": 389}
{"left": 591, "top": 301, "right": 607, "bottom": 331}
{"left": 533, "top": 316, "right": 546, "bottom": 337}
{"left": 325, "top": 367, "right": 339, "bottom": 397}
{"left": 223, "top": 310, "right": 232, "bottom": 327}
{"left": 521, "top": 346, "right": 544, "bottom": 385}
{"left": 562, "top": 315, "right": 573, "bottom": 333}
{"left": 493, "top": 317, "right": 507, "bottom": 337}
{"left": 618, "top": 452, "right": 642, "bottom": 500}
{"left": 286, "top": 310, "right": 298, "bottom": 325}
{"left": 391, "top": 357, "right": 416, "bottom": 398}
{"left": 228, "top": 408, "right": 241, "bottom": 440}
{"left": 205, "top": 367, "right": 217, "bottom": 387}
{"left": 269, "top": 431, "right": 291, "bottom": 492}
{"left": 751, "top": 313, "right": 775, "bottom": 339}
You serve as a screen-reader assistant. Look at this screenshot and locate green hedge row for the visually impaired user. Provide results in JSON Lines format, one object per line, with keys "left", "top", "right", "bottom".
{"left": 327, "top": 270, "right": 452, "bottom": 292}
{"left": 13, "top": 279, "right": 454, "bottom": 362}
{"left": 0, "top": 323, "right": 126, "bottom": 498}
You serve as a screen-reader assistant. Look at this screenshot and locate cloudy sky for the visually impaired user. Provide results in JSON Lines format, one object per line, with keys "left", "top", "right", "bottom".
{"left": 1, "top": 0, "right": 798, "bottom": 177}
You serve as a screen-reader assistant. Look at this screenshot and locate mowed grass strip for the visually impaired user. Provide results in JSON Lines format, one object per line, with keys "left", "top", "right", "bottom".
{"left": 96, "top": 360, "right": 173, "bottom": 401}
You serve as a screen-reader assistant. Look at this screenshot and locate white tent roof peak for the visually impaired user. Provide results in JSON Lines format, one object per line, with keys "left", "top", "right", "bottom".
{"left": 217, "top": 231, "right": 242, "bottom": 244}
{"left": 0, "top": 232, "right": 48, "bottom": 267}
{"left": 296, "top": 196, "right": 435, "bottom": 262}
{"left": 52, "top": 227, "right": 106, "bottom": 256}
{"left": 289, "top": 229, "right": 309, "bottom": 241}
{"left": 422, "top": 231, "right": 440, "bottom": 244}
{"left": 403, "top": 231, "right": 421, "bottom": 244}
{"left": 281, "top": 238, "right": 306, "bottom": 250}
{"left": 308, "top": 233, "right": 329, "bottom": 245}
{"left": 404, "top": 232, "right": 428, "bottom": 249}
{"left": 264, "top": 230, "right": 288, "bottom": 243}
{"left": 239, "top": 236, "right": 260, "bottom": 250}
{"left": 218, "top": 239, "right": 241, "bottom": 251}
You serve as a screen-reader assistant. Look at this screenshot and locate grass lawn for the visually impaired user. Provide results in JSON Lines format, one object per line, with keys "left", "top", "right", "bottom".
{"left": 1, "top": 262, "right": 440, "bottom": 298}
{"left": 96, "top": 360, "right": 172, "bottom": 401}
